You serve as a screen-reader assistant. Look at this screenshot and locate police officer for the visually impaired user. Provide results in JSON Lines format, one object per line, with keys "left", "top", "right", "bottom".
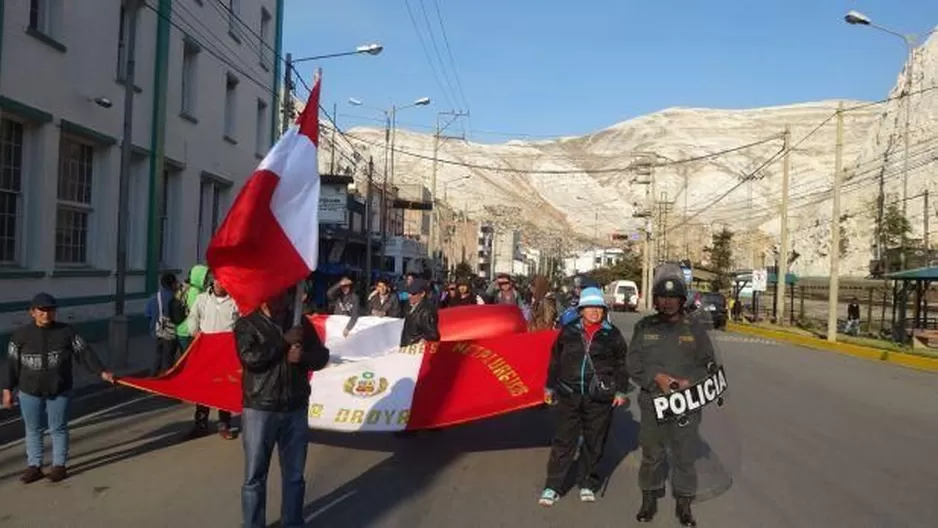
{"left": 627, "top": 275, "right": 716, "bottom": 527}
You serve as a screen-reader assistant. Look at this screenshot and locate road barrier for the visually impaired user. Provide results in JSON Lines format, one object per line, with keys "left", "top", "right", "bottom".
{"left": 726, "top": 322, "right": 938, "bottom": 373}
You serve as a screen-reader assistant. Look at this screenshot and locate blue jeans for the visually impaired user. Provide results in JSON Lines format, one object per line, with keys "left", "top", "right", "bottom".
{"left": 241, "top": 408, "right": 309, "bottom": 528}
{"left": 19, "top": 391, "right": 71, "bottom": 467}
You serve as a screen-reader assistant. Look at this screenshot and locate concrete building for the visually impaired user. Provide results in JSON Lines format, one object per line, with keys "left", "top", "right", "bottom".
{"left": 440, "top": 206, "right": 479, "bottom": 276}
{"left": 0, "top": 0, "right": 284, "bottom": 341}
{"left": 564, "top": 248, "right": 626, "bottom": 276}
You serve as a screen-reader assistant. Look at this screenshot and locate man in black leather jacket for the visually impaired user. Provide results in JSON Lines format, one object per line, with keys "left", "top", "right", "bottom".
{"left": 400, "top": 279, "right": 440, "bottom": 348}
{"left": 235, "top": 290, "right": 329, "bottom": 528}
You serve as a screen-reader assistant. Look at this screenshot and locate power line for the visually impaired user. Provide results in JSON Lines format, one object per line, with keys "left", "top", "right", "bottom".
{"left": 431, "top": 0, "right": 470, "bottom": 113}
{"left": 403, "top": 0, "right": 458, "bottom": 110}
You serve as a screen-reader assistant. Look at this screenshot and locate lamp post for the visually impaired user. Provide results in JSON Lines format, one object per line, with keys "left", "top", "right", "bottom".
{"left": 845, "top": 11, "right": 935, "bottom": 271}
{"left": 348, "top": 96, "right": 431, "bottom": 268}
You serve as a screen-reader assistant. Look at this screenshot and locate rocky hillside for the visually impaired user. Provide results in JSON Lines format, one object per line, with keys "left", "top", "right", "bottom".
{"left": 324, "top": 31, "right": 938, "bottom": 277}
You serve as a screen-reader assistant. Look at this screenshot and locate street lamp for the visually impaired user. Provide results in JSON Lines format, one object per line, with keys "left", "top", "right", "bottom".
{"left": 443, "top": 175, "right": 470, "bottom": 201}
{"left": 844, "top": 11, "right": 935, "bottom": 271}
{"left": 347, "top": 96, "right": 431, "bottom": 267}
{"left": 291, "top": 43, "right": 384, "bottom": 64}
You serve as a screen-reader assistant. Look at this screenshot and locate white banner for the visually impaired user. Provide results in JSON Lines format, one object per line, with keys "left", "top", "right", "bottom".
{"left": 319, "top": 184, "right": 348, "bottom": 225}
{"left": 308, "top": 315, "right": 420, "bottom": 432}
{"left": 752, "top": 269, "right": 768, "bottom": 292}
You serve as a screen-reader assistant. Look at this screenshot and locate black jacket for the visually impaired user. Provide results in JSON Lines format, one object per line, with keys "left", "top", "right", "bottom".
{"left": 400, "top": 299, "right": 440, "bottom": 347}
{"left": 547, "top": 319, "right": 630, "bottom": 397}
{"left": 368, "top": 292, "right": 401, "bottom": 318}
{"left": 2, "top": 322, "right": 106, "bottom": 398}
{"left": 235, "top": 311, "right": 330, "bottom": 412}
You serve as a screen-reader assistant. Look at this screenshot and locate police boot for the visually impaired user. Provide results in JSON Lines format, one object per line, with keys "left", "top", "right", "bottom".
{"left": 635, "top": 490, "right": 658, "bottom": 522}
{"left": 676, "top": 496, "right": 696, "bottom": 527}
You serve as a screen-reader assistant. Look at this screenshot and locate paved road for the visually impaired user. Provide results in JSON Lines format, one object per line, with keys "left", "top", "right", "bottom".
{"left": 1, "top": 313, "right": 936, "bottom": 527}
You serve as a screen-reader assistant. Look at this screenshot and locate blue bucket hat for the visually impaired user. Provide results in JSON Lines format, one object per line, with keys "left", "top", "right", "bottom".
{"left": 577, "top": 287, "right": 606, "bottom": 309}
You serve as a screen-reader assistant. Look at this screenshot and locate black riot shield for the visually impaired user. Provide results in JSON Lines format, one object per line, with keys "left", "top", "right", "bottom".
{"left": 628, "top": 308, "right": 740, "bottom": 502}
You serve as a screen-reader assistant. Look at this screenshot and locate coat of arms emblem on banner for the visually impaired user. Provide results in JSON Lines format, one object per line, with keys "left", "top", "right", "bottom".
{"left": 343, "top": 371, "right": 389, "bottom": 398}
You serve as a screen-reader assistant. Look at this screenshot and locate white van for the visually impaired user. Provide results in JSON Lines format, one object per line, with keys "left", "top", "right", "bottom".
{"left": 605, "top": 280, "right": 640, "bottom": 312}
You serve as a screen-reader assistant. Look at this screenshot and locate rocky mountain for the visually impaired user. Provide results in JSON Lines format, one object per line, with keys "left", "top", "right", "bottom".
{"left": 325, "top": 31, "right": 938, "bottom": 278}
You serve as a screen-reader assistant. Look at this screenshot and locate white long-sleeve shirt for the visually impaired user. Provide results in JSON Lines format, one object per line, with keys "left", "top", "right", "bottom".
{"left": 186, "top": 292, "right": 239, "bottom": 335}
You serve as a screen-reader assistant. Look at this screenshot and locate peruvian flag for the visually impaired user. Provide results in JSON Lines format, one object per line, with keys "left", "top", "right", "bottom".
{"left": 206, "top": 70, "right": 323, "bottom": 314}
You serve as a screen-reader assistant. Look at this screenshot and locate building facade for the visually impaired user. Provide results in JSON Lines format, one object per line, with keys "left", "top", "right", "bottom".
{"left": 0, "top": 0, "right": 284, "bottom": 340}
{"left": 564, "top": 248, "right": 626, "bottom": 276}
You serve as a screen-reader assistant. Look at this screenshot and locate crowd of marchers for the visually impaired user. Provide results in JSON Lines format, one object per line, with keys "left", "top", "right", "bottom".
{"left": 0, "top": 264, "right": 713, "bottom": 528}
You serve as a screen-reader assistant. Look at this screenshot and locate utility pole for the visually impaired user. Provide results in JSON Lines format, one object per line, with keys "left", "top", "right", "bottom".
{"left": 775, "top": 126, "right": 791, "bottom": 325}
{"left": 111, "top": 0, "right": 140, "bottom": 367}
{"left": 925, "top": 190, "right": 930, "bottom": 265}
{"left": 379, "top": 109, "right": 392, "bottom": 266}
{"left": 630, "top": 155, "right": 655, "bottom": 311}
{"left": 429, "top": 111, "right": 468, "bottom": 270}
{"left": 827, "top": 102, "right": 845, "bottom": 343}
{"left": 365, "top": 156, "right": 374, "bottom": 288}
{"left": 899, "top": 47, "right": 915, "bottom": 272}
{"left": 329, "top": 101, "right": 337, "bottom": 174}
{"left": 282, "top": 54, "right": 295, "bottom": 135}
{"left": 683, "top": 170, "right": 689, "bottom": 259}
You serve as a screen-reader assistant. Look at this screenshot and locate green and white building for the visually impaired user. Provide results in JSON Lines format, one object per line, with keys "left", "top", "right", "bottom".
{"left": 0, "top": 0, "right": 284, "bottom": 343}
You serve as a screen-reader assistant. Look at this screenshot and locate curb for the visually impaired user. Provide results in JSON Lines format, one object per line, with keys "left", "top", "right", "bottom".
{"left": 726, "top": 322, "right": 938, "bottom": 373}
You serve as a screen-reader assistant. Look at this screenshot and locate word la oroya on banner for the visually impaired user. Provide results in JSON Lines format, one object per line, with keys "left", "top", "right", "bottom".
{"left": 307, "top": 314, "right": 555, "bottom": 432}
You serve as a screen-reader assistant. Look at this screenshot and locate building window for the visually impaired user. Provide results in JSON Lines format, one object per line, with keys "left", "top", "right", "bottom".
{"left": 116, "top": 3, "right": 140, "bottom": 81}
{"left": 181, "top": 39, "right": 200, "bottom": 117}
{"left": 56, "top": 137, "right": 95, "bottom": 265}
{"left": 259, "top": 8, "right": 272, "bottom": 69}
{"left": 29, "top": 0, "right": 63, "bottom": 40}
{"left": 197, "top": 179, "right": 230, "bottom": 259}
{"left": 255, "top": 99, "right": 267, "bottom": 155}
{"left": 224, "top": 73, "right": 239, "bottom": 140}
{"left": 0, "top": 119, "right": 24, "bottom": 265}
{"left": 227, "top": 0, "right": 241, "bottom": 40}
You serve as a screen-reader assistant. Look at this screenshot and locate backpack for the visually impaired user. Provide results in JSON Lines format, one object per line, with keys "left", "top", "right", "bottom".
{"left": 154, "top": 291, "right": 185, "bottom": 340}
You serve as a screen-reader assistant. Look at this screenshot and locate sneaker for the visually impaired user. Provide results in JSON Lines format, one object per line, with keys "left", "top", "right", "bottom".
{"left": 217, "top": 424, "right": 235, "bottom": 440}
{"left": 47, "top": 465, "right": 68, "bottom": 483}
{"left": 538, "top": 488, "right": 560, "bottom": 507}
{"left": 579, "top": 488, "right": 596, "bottom": 502}
{"left": 20, "top": 466, "right": 44, "bottom": 484}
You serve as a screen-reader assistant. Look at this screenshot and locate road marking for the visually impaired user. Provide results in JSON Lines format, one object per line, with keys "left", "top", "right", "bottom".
{"left": 305, "top": 490, "right": 357, "bottom": 521}
{"left": 0, "top": 394, "right": 157, "bottom": 452}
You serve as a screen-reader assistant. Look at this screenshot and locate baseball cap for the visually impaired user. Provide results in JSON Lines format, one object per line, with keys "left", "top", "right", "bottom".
{"left": 31, "top": 292, "right": 58, "bottom": 310}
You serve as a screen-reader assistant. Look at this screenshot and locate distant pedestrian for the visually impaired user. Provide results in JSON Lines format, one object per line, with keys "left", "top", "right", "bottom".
{"left": 175, "top": 265, "right": 210, "bottom": 352}
{"left": 367, "top": 278, "right": 401, "bottom": 317}
{"left": 1, "top": 293, "right": 115, "bottom": 484}
{"left": 327, "top": 276, "right": 360, "bottom": 337}
{"left": 185, "top": 273, "right": 240, "bottom": 439}
{"left": 144, "top": 272, "right": 188, "bottom": 375}
{"left": 400, "top": 279, "right": 441, "bottom": 347}
{"left": 236, "top": 289, "right": 330, "bottom": 528}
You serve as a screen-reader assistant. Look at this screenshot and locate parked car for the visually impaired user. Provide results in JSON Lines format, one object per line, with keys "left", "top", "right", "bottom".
{"left": 605, "top": 280, "right": 640, "bottom": 312}
{"left": 686, "top": 290, "right": 728, "bottom": 329}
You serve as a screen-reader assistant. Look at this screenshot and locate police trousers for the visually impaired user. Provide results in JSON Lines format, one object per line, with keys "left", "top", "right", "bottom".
{"left": 637, "top": 392, "right": 701, "bottom": 498}
{"left": 544, "top": 392, "right": 614, "bottom": 492}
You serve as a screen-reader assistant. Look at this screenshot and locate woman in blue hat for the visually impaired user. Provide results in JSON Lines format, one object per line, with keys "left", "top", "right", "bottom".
{"left": 539, "top": 287, "right": 631, "bottom": 506}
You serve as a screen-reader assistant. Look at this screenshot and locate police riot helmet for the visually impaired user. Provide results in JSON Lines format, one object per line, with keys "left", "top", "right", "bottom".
{"left": 652, "top": 276, "right": 687, "bottom": 299}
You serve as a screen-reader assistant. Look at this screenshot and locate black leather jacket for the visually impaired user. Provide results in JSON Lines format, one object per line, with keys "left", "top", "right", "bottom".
{"left": 400, "top": 299, "right": 440, "bottom": 347}
{"left": 235, "top": 311, "right": 329, "bottom": 412}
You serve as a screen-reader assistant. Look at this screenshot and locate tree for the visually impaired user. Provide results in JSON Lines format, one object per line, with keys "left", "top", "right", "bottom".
{"left": 585, "top": 250, "right": 642, "bottom": 287}
{"left": 882, "top": 195, "right": 911, "bottom": 249}
{"left": 453, "top": 261, "right": 474, "bottom": 279}
{"left": 839, "top": 214, "right": 849, "bottom": 258}
{"left": 708, "top": 228, "right": 734, "bottom": 292}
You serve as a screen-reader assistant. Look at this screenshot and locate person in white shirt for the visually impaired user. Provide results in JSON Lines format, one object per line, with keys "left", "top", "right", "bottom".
{"left": 185, "top": 275, "right": 240, "bottom": 440}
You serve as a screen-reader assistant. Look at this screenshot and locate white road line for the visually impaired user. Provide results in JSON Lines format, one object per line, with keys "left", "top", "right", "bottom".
{"left": 0, "top": 394, "right": 158, "bottom": 452}
{"left": 305, "top": 490, "right": 357, "bottom": 522}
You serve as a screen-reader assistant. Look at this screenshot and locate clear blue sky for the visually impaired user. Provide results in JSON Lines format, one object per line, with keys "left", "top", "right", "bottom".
{"left": 284, "top": 0, "right": 938, "bottom": 143}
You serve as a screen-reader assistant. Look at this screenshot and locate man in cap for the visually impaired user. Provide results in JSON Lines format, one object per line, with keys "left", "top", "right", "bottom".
{"left": 1, "top": 293, "right": 115, "bottom": 483}
{"left": 399, "top": 278, "right": 440, "bottom": 348}
{"left": 627, "top": 275, "right": 717, "bottom": 526}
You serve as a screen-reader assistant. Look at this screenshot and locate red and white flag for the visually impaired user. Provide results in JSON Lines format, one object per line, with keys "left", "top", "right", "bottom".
{"left": 207, "top": 71, "right": 323, "bottom": 314}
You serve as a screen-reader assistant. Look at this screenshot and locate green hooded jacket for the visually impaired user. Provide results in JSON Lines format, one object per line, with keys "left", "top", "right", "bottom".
{"left": 175, "top": 264, "right": 209, "bottom": 337}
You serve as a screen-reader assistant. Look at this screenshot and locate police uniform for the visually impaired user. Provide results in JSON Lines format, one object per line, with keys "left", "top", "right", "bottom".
{"left": 627, "top": 277, "right": 715, "bottom": 526}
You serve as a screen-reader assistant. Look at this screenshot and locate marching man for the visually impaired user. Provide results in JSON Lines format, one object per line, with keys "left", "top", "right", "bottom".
{"left": 185, "top": 273, "right": 240, "bottom": 439}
